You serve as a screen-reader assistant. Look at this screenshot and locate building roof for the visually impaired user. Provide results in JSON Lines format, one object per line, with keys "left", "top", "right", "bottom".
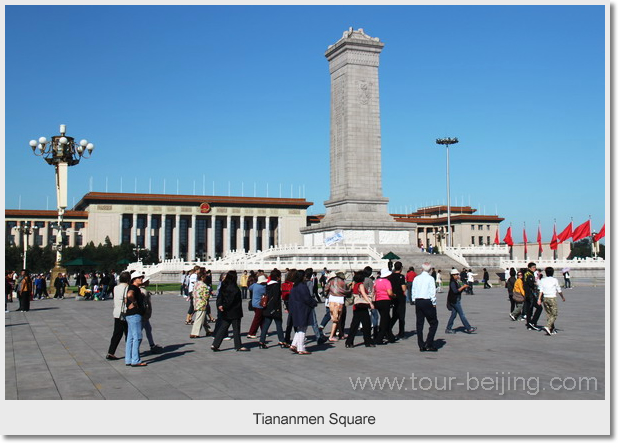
{"left": 5, "top": 210, "right": 89, "bottom": 220}
{"left": 73, "top": 192, "right": 313, "bottom": 211}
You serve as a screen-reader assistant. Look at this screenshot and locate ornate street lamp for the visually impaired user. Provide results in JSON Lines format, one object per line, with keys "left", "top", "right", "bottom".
{"left": 436, "top": 137, "right": 458, "bottom": 248}
{"left": 28, "top": 124, "right": 94, "bottom": 291}
{"left": 13, "top": 223, "right": 37, "bottom": 270}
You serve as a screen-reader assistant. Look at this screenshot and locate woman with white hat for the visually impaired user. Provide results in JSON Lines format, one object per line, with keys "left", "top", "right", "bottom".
{"left": 445, "top": 269, "right": 476, "bottom": 334}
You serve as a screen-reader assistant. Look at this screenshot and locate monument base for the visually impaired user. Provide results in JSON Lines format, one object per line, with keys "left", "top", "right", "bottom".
{"left": 300, "top": 220, "right": 417, "bottom": 248}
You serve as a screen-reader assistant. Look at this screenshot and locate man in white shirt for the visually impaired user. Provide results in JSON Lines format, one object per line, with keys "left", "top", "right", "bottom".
{"left": 411, "top": 262, "right": 438, "bottom": 352}
{"left": 537, "top": 267, "right": 565, "bottom": 336}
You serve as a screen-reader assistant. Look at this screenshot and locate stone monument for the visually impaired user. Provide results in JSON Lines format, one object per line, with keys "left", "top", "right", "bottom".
{"left": 301, "top": 28, "right": 416, "bottom": 248}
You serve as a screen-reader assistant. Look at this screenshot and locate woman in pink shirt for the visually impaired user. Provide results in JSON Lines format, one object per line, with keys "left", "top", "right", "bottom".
{"left": 373, "top": 268, "right": 395, "bottom": 344}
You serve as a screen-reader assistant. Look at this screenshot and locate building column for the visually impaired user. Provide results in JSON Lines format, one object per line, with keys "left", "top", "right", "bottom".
{"left": 159, "top": 215, "right": 166, "bottom": 261}
{"left": 42, "top": 222, "right": 49, "bottom": 247}
{"left": 277, "top": 216, "right": 283, "bottom": 246}
{"left": 240, "top": 216, "right": 246, "bottom": 252}
{"left": 173, "top": 214, "right": 180, "bottom": 259}
{"left": 145, "top": 214, "right": 152, "bottom": 251}
{"left": 251, "top": 215, "right": 258, "bottom": 252}
{"left": 119, "top": 214, "right": 124, "bottom": 245}
{"left": 131, "top": 213, "right": 138, "bottom": 245}
{"left": 208, "top": 215, "right": 216, "bottom": 260}
{"left": 189, "top": 214, "right": 196, "bottom": 262}
{"left": 68, "top": 223, "right": 76, "bottom": 247}
{"left": 225, "top": 215, "right": 232, "bottom": 254}
{"left": 265, "top": 216, "right": 271, "bottom": 249}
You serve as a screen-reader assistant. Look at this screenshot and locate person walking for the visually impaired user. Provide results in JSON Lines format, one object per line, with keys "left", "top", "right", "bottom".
{"left": 538, "top": 267, "right": 566, "bottom": 336}
{"left": 524, "top": 262, "right": 543, "bottom": 331}
{"left": 505, "top": 267, "right": 517, "bottom": 314}
{"left": 373, "top": 268, "right": 396, "bottom": 345}
{"left": 211, "top": 271, "right": 248, "bottom": 352}
{"left": 247, "top": 275, "right": 267, "bottom": 339}
{"left": 405, "top": 267, "right": 417, "bottom": 304}
{"left": 287, "top": 270, "right": 317, "bottom": 355}
{"left": 16, "top": 270, "right": 33, "bottom": 312}
{"left": 466, "top": 270, "right": 476, "bottom": 295}
{"left": 412, "top": 262, "right": 438, "bottom": 352}
{"left": 141, "top": 278, "right": 163, "bottom": 353}
{"left": 445, "top": 269, "right": 477, "bottom": 334}
{"left": 259, "top": 270, "right": 288, "bottom": 349}
{"left": 436, "top": 270, "right": 443, "bottom": 293}
{"left": 106, "top": 271, "right": 130, "bottom": 360}
{"left": 190, "top": 272, "right": 213, "bottom": 339}
{"left": 388, "top": 262, "right": 407, "bottom": 340}
{"left": 509, "top": 270, "right": 526, "bottom": 321}
{"left": 324, "top": 271, "right": 350, "bottom": 342}
{"left": 124, "top": 272, "right": 147, "bottom": 367}
{"left": 345, "top": 271, "right": 375, "bottom": 348}
{"left": 240, "top": 270, "right": 249, "bottom": 300}
{"left": 482, "top": 268, "right": 492, "bottom": 289}
{"left": 184, "top": 267, "right": 199, "bottom": 325}
{"left": 563, "top": 270, "right": 571, "bottom": 289}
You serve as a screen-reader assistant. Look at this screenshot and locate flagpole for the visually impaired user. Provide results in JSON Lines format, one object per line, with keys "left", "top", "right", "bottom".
{"left": 553, "top": 219, "right": 557, "bottom": 261}
{"left": 523, "top": 221, "right": 527, "bottom": 262}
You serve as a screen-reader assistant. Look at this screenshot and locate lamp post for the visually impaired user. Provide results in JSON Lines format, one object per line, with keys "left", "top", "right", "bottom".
{"left": 436, "top": 137, "right": 459, "bottom": 248}
{"left": 28, "top": 124, "right": 94, "bottom": 293}
{"left": 13, "top": 223, "right": 37, "bottom": 270}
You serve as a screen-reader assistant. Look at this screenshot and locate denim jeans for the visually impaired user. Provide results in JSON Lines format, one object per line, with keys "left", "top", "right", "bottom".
{"left": 446, "top": 299, "right": 472, "bottom": 331}
{"left": 260, "top": 317, "right": 284, "bottom": 344}
{"left": 125, "top": 314, "right": 143, "bottom": 365}
{"left": 143, "top": 319, "right": 155, "bottom": 346}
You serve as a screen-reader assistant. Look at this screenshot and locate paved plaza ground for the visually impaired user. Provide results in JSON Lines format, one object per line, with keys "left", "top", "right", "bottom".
{"left": 5, "top": 283, "right": 605, "bottom": 400}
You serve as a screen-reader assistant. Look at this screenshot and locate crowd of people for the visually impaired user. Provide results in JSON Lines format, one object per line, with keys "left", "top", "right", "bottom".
{"left": 6, "top": 260, "right": 568, "bottom": 364}
{"left": 504, "top": 262, "right": 566, "bottom": 336}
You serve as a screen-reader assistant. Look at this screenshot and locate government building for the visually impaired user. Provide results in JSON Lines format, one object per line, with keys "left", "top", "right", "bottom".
{"left": 6, "top": 192, "right": 508, "bottom": 262}
{"left": 6, "top": 192, "right": 312, "bottom": 261}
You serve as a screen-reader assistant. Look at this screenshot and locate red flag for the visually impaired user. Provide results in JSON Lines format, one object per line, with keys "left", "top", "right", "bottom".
{"left": 537, "top": 225, "right": 543, "bottom": 253}
{"left": 523, "top": 228, "right": 528, "bottom": 254}
{"left": 572, "top": 220, "right": 591, "bottom": 242}
{"left": 557, "top": 222, "right": 573, "bottom": 242}
{"left": 503, "top": 227, "right": 513, "bottom": 246}
{"left": 550, "top": 224, "right": 558, "bottom": 250}
{"left": 593, "top": 223, "right": 605, "bottom": 242}
{"left": 494, "top": 228, "right": 500, "bottom": 245}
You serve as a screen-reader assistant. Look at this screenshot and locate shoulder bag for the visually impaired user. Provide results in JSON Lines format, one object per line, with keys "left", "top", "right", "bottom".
{"left": 119, "top": 285, "right": 128, "bottom": 321}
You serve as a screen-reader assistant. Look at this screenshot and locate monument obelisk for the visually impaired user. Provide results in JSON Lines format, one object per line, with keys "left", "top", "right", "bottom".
{"left": 301, "top": 28, "right": 416, "bottom": 248}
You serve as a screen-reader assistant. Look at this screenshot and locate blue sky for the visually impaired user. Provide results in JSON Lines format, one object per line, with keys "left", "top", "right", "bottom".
{"left": 4, "top": 4, "right": 606, "bottom": 243}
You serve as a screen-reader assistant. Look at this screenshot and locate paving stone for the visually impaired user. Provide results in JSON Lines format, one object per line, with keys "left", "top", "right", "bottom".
{"left": 5, "top": 286, "right": 605, "bottom": 400}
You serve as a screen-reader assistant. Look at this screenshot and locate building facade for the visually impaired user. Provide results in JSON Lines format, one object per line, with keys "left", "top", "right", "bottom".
{"left": 6, "top": 192, "right": 312, "bottom": 262}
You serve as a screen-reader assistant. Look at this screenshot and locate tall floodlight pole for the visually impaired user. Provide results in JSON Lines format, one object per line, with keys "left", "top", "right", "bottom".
{"left": 13, "top": 223, "right": 37, "bottom": 270}
{"left": 28, "top": 125, "right": 94, "bottom": 293}
{"left": 436, "top": 137, "right": 459, "bottom": 248}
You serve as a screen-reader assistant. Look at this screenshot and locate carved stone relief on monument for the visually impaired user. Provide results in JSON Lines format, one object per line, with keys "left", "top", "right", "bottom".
{"left": 378, "top": 231, "right": 410, "bottom": 245}
{"left": 343, "top": 230, "right": 376, "bottom": 244}
{"left": 358, "top": 80, "right": 373, "bottom": 105}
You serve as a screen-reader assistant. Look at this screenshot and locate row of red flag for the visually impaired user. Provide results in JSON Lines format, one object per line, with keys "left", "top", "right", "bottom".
{"left": 495, "top": 220, "right": 605, "bottom": 252}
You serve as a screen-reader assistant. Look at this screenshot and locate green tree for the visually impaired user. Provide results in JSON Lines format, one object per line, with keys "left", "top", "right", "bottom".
{"left": 5, "top": 246, "right": 22, "bottom": 272}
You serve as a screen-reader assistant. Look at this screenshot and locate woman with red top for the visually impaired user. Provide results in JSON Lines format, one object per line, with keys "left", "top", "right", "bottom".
{"left": 373, "top": 268, "right": 396, "bottom": 345}
{"left": 282, "top": 269, "right": 297, "bottom": 346}
{"left": 345, "top": 271, "right": 375, "bottom": 348}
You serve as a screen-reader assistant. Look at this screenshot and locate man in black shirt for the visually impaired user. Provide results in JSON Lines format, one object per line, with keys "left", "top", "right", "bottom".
{"left": 388, "top": 261, "right": 408, "bottom": 340}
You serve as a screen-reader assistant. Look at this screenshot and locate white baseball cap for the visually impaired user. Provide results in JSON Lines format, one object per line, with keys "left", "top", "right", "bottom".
{"left": 131, "top": 272, "right": 145, "bottom": 281}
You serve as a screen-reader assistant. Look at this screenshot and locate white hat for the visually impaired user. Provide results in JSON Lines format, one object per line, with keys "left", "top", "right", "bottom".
{"left": 257, "top": 275, "right": 268, "bottom": 284}
{"left": 143, "top": 277, "right": 151, "bottom": 283}
{"left": 380, "top": 268, "right": 391, "bottom": 278}
{"left": 450, "top": 269, "right": 460, "bottom": 275}
{"left": 131, "top": 272, "right": 145, "bottom": 281}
